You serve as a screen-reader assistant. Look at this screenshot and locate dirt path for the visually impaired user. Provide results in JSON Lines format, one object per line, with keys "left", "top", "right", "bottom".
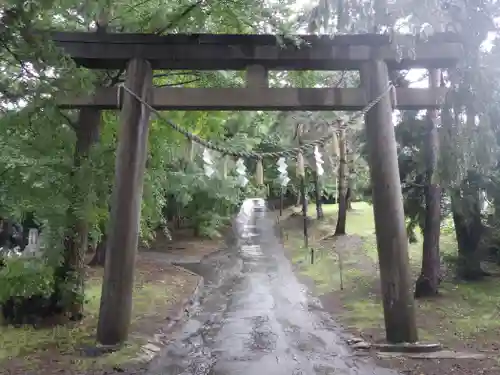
{"left": 147, "top": 214, "right": 399, "bottom": 375}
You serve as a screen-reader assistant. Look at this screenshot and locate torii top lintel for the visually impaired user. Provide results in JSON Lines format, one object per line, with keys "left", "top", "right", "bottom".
{"left": 50, "top": 31, "right": 462, "bottom": 71}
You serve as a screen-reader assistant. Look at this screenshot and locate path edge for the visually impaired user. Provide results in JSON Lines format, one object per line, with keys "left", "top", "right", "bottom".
{"left": 134, "top": 266, "right": 204, "bottom": 363}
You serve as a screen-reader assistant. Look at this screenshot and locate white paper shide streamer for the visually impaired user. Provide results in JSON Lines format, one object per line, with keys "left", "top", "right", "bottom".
{"left": 276, "top": 157, "right": 290, "bottom": 187}
{"left": 314, "top": 145, "right": 324, "bottom": 176}
{"left": 203, "top": 148, "right": 215, "bottom": 178}
{"left": 235, "top": 158, "right": 249, "bottom": 187}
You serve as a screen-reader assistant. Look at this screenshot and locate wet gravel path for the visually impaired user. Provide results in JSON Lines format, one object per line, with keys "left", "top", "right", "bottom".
{"left": 147, "top": 215, "right": 398, "bottom": 375}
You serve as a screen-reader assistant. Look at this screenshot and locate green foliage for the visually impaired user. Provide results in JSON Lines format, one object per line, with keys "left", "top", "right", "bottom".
{"left": 0, "top": 0, "right": 382, "bottom": 259}
{"left": 0, "top": 0, "right": 309, "bottom": 251}
{"left": 5, "top": 0, "right": 500, "bottom": 315}
{"left": 0, "top": 257, "right": 55, "bottom": 304}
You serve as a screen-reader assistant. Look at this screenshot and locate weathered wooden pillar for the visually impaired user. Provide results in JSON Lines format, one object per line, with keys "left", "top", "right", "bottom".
{"left": 97, "top": 58, "right": 152, "bottom": 345}
{"left": 360, "top": 60, "right": 418, "bottom": 343}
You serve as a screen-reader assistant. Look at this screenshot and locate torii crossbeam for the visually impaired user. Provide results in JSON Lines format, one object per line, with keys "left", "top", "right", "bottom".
{"left": 53, "top": 31, "right": 461, "bottom": 111}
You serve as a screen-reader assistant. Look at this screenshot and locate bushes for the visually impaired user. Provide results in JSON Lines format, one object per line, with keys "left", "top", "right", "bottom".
{"left": 0, "top": 256, "right": 59, "bottom": 326}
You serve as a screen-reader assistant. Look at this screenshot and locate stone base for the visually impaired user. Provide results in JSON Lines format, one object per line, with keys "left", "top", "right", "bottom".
{"left": 79, "top": 343, "right": 122, "bottom": 357}
{"left": 347, "top": 337, "right": 442, "bottom": 353}
{"left": 376, "top": 350, "right": 488, "bottom": 360}
{"left": 372, "top": 342, "right": 442, "bottom": 353}
{"left": 347, "top": 337, "right": 488, "bottom": 360}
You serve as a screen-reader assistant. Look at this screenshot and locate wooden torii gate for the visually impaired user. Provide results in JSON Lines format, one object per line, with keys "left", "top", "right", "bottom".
{"left": 51, "top": 31, "right": 461, "bottom": 346}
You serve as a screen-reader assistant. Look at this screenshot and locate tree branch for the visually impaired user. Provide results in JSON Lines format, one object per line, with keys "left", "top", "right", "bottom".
{"left": 154, "top": 0, "right": 205, "bottom": 34}
{"left": 155, "top": 78, "right": 201, "bottom": 87}
{"left": 58, "top": 110, "right": 78, "bottom": 130}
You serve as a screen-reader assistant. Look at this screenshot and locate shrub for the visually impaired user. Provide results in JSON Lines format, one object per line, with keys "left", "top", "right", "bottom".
{"left": 0, "top": 256, "right": 55, "bottom": 305}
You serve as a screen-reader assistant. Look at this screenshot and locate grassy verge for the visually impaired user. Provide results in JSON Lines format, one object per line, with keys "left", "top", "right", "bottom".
{"left": 0, "top": 258, "right": 199, "bottom": 373}
{"left": 284, "top": 202, "right": 500, "bottom": 351}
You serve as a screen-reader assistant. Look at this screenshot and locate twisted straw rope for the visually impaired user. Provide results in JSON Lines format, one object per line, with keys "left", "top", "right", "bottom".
{"left": 118, "top": 83, "right": 394, "bottom": 160}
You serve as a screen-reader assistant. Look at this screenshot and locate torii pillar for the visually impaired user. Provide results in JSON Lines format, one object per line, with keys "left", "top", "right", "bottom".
{"left": 96, "top": 58, "right": 153, "bottom": 345}
{"left": 361, "top": 60, "right": 418, "bottom": 343}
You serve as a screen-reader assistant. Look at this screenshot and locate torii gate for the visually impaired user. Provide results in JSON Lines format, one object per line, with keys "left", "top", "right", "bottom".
{"left": 50, "top": 31, "right": 461, "bottom": 346}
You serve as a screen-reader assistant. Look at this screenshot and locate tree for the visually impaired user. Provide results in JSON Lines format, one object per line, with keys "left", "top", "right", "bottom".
{"left": 0, "top": 0, "right": 304, "bottom": 330}
{"left": 335, "top": 128, "right": 347, "bottom": 235}
{"left": 414, "top": 70, "right": 442, "bottom": 298}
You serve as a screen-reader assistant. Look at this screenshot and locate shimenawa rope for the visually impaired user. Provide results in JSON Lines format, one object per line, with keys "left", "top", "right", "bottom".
{"left": 117, "top": 83, "right": 394, "bottom": 160}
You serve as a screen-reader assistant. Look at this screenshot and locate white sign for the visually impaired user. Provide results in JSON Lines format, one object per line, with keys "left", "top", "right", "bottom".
{"left": 203, "top": 148, "right": 215, "bottom": 178}
{"left": 314, "top": 146, "right": 324, "bottom": 176}
{"left": 277, "top": 157, "right": 290, "bottom": 187}
{"left": 235, "top": 158, "right": 248, "bottom": 187}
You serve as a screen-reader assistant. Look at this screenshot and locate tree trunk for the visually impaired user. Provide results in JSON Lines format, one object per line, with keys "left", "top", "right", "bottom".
{"left": 440, "top": 70, "right": 486, "bottom": 281}
{"left": 415, "top": 69, "right": 442, "bottom": 299}
{"left": 451, "top": 189, "right": 487, "bottom": 280}
{"left": 346, "top": 143, "right": 355, "bottom": 211}
{"left": 58, "top": 108, "right": 101, "bottom": 320}
{"left": 346, "top": 187, "right": 353, "bottom": 210}
{"left": 406, "top": 220, "right": 419, "bottom": 244}
{"left": 301, "top": 174, "right": 309, "bottom": 248}
{"left": 89, "top": 235, "right": 107, "bottom": 266}
{"left": 89, "top": 221, "right": 108, "bottom": 267}
{"left": 449, "top": 94, "right": 488, "bottom": 281}
{"left": 415, "top": 183, "right": 441, "bottom": 296}
{"left": 335, "top": 128, "right": 347, "bottom": 235}
{"left": 295, "top": 190, "right": 301, "bottom": 207}
{"left": 314, "top": 172, "right": 324, "bottom": 219}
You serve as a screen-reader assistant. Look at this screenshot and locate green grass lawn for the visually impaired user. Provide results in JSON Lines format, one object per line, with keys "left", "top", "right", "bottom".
{"left": 0, "top": 260, "right": 198, "bottom": 372}
{"left": 286, "top": 201, "right": 500, "bottom": 350}
{"left": 0, "top": 274, "right": 142, "bottom": 368}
